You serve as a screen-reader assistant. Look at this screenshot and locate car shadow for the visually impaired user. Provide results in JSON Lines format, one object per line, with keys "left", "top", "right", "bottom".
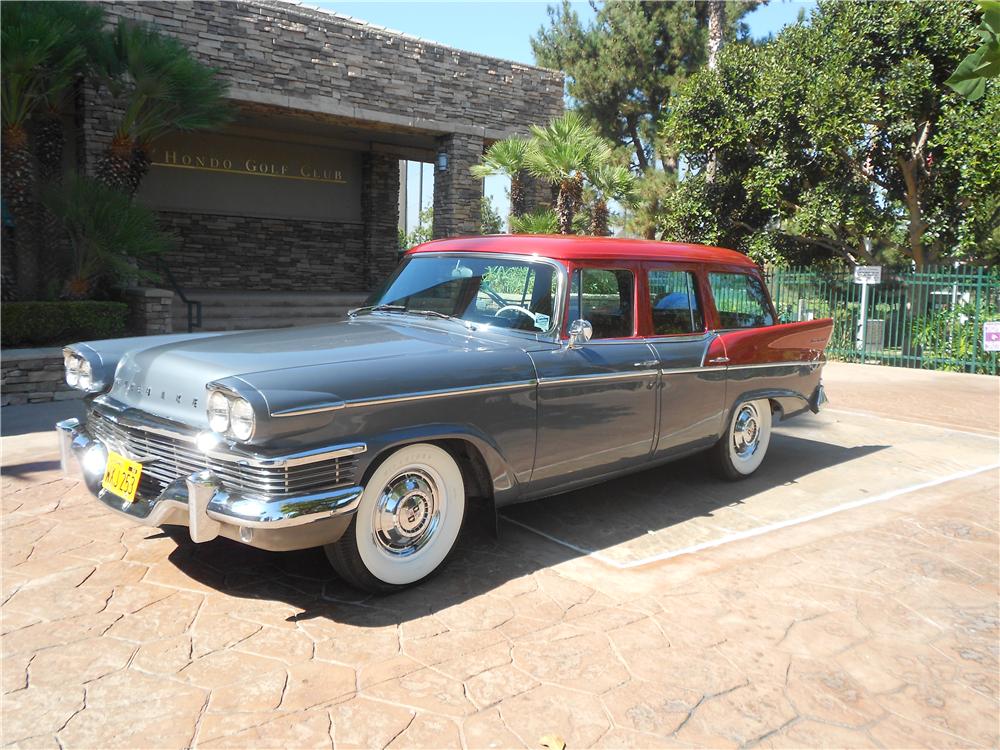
{"left": 161, "top": 424, "right": 890, "bottom": 624}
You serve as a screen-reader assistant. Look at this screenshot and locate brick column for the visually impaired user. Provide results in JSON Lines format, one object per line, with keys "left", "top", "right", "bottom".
{"left": 519, "top": 173, "right": 553, "bottom": 216}
{"left": 362, "top": 152, "right": 401, "bottom": 289}
{"left": 432, "top": 134, "right": 484, "bottom": 238}
{"left": 125, "top": 287, "right": 175, "bottom": 335}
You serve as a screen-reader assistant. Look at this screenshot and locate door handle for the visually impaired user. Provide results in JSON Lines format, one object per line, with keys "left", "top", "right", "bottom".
{"left": 633, "top": 360, "right": 658, "bottom": 368}
{"left": 706, "top": 356, "right": 730, "bottom": 365}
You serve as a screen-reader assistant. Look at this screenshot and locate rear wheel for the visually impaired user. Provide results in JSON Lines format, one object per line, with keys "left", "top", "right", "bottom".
{"left": 709, "top": 399, "right": 773, "bottom": 480}
{"left": 325, "top": 443, "right": 466, "bottom": 593}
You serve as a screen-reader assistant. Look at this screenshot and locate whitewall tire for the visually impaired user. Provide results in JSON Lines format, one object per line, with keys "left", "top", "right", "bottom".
{"left": 709, "top": 398, "right": 773, "bottom": 480}
{"left": 325, "top": 443, "right": 466, "bottom": 592}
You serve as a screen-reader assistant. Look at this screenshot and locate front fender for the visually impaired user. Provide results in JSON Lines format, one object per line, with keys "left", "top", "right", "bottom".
{"left": 356, "top": 422, "right": 523, "bottom": 507}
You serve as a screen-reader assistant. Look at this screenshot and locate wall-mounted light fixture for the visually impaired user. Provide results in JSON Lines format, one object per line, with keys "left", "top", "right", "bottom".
{"left": 436, "top": 152, "right": 449, "bottom": 172}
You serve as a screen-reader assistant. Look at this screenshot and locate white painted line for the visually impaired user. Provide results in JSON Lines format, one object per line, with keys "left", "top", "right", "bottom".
{"left": 824, "top": 408, "right": 999, "bottom": 440}
{"left": 503, "top": 462, "right": 1000, "bottom": 570}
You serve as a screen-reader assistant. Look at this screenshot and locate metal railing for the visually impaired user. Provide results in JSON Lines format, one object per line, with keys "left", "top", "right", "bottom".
{"left": 765, "top": 265, "right": 999, "bottom": 375}
{"left": 157, "top": 260, "right": 202, "bottom": 333}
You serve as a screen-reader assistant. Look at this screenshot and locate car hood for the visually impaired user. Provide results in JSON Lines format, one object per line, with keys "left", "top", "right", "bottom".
{"left": 108, "top": 316, "right": 535, "bottom": 427}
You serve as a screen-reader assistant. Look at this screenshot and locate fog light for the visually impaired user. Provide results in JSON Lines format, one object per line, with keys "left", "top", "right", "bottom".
{"left": 196, "top": 431, "right": 223, "bottom": 453}
{"left": 82, "top": 444, "right": 108, "bottom": 477}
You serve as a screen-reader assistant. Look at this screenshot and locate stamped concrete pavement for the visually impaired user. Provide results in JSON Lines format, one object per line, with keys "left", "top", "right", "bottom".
{"left": 1, "top": 363, "right": 997, "bottom": 749}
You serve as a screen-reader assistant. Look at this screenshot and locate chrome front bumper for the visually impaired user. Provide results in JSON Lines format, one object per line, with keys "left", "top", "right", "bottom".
{"left": 56, "top": 418, "right": 363, "bottom": 552}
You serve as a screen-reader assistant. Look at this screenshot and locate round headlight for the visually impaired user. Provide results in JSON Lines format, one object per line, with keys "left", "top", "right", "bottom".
{"left": 65, "top": 353, "right": 81, "bottom": 387}
{"left": 207, "top": 391, "right": 230, "bottom": 433}
{"left": 229, "top": 397, "right": 255, "bottom": 441}
{"left": 78, "top": 359, "right": 93, "bottom": 391}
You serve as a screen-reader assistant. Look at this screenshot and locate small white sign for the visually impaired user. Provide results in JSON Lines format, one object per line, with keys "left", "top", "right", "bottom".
{"left": 984, "top": 321, "right": 1000, "bottom": 353}
{"left": 853, "top": 266, "right": 882, "bottom": 285}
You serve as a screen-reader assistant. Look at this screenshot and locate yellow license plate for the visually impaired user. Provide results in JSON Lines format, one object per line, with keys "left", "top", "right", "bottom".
{"left": 101, "top": 450, "right": 143, "bottom": 504}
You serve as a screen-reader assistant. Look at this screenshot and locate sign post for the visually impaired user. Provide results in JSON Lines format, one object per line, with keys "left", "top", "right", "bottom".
{"left": 853, "top": 266, "right": 882, "bottom": 361}
{"left": 984, "top": 321, "right": 1000, "bottom": 353}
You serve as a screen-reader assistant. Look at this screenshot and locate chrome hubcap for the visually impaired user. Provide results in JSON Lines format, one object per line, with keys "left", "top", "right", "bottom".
{"left": 732, "top": 404, "right": 761, "bottom": 460}
{"left": 372, "top": 469, "right": 441, "bottom": 556}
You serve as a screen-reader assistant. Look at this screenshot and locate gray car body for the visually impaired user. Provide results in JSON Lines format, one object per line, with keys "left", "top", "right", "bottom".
{"left": 62, "top": 248, "right": 828, "bottom": 557}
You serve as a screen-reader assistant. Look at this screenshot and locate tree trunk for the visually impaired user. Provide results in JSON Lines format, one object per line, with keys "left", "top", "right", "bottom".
{"left": 705, "top": 0, "right": 726, "bottom": 183}
{"left": 1, "top": 127, "right": 39, "bottom": 300}
{"left": 556, "top": 179, "right": 575, "bottom": 234}
{"left": 129, "top": 145, "right": 152, "bottom": 196}
{"left": 96, "top": 136, "right": 135, "bottom": 194}
{"left": 590, "top": 199, "right": 609, "bottom": 236}
{"left": 510, "top": 173, "right": 525, "bottom": 218}
{"left": 707, "top": 0, "right": 726, "bottom": 70}
{"left": 898, "top": 156, "right": 929, "bottom": 272}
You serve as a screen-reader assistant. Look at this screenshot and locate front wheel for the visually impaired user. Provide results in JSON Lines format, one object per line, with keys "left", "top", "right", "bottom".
{"left": 709, "top": 399, "right": 773, "bottom": 480}
{"left": 325, "top": 443, "right": 466, "bottom": 593}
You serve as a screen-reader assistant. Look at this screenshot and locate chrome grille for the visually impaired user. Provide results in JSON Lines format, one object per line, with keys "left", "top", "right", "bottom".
{"left": 88, "top": 413, "right": 357, "bottom": 499}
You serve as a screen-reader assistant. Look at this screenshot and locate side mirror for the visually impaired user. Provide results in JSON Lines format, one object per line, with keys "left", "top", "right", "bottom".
{"left": 566, "top": 319, "right": 593, "bottom": 348}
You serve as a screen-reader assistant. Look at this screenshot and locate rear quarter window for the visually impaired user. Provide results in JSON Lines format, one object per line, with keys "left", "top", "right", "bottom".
{"left": 708, "top": 272, "right": 774, "bottom": 329}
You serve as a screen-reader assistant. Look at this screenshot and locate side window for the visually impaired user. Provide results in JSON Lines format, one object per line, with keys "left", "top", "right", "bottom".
{"left": 569, "top": 268, "right": 634, "bottom": 339}
{"left": 708, "top": 272, "right": 774, "bottom": 329}
{"left": 648, "top": 270, "right": 704, "bottom": 335}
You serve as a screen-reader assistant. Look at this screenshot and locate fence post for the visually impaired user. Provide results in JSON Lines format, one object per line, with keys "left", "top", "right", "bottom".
{"left": 971, "top": 267, "right": 984, "bottom": 374}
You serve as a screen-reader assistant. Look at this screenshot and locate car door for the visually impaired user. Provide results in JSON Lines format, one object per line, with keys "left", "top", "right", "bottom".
{"left": 642, "top": 263, "right": 728, "bottom": 455}
{"left": 528, "top": 263, "right": 658, "bottom": 492}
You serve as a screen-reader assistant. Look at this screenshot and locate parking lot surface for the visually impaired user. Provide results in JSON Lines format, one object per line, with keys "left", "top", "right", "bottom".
{"left": 2, "top": 363, "right": 998, "bottom": 749}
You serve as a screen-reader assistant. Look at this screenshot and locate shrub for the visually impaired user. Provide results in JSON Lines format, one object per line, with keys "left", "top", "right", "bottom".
{"left": 1, "top": 301, "right": 128, "bottom": 347}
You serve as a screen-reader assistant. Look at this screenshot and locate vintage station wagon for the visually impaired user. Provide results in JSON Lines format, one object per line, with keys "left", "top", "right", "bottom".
{"left": 58, "top": 236, "right": 832, "bottom": 592}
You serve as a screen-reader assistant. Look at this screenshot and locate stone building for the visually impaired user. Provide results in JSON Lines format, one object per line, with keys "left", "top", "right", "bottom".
{"left": 77, "top": 1, "right": 563, "bottom": 327}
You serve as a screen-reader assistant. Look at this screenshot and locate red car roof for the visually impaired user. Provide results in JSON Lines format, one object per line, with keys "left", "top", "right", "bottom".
{"left": 408, "top": 234, "right": 757, "bottom": 267}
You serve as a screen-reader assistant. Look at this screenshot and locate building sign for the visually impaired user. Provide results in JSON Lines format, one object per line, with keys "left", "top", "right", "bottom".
{"left": 138, "top": 132, "right": 362, "bottom": 223}
{"left": 984, "top": 321, "right": 1000, "bottom": 353}
{"left": 853, "top": 266, "right": 882, "bottom": 285}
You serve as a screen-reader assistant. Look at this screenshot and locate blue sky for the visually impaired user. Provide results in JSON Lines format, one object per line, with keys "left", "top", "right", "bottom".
{"left": 315, "top": 0, "right": 817, "bottom": 232}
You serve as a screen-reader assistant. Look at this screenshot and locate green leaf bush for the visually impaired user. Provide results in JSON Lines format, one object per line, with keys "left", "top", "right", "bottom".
{"left": 1, "top": 301, "right": 128, "bottom": 347}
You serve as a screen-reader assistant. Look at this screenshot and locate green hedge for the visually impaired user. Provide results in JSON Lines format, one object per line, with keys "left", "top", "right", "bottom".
{"left": 2, "top": 301, "right": 128, "bottom": 347}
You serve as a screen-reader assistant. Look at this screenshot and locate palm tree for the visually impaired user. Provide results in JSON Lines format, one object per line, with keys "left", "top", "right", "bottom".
{"left": 1, "top": 2, "right": 92, "bottom": 298}
{"left": 525, "top": 112, "right": 612, "bottom": 234}
{"left": 585, "top": 164, "right": 638, "bottom": 236}
{"left": 510, "top": 208, "right": 559, "bottom": 235}
{"left": 95, "top": 20, "right": 231, "bottom": 196}
{"left": 470, "top": 138, "right": 531, "bottom": 219}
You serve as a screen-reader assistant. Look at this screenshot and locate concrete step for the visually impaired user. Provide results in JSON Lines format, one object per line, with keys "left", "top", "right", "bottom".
{"left": 170, "top": 290, "right": 369, "bottom": 332}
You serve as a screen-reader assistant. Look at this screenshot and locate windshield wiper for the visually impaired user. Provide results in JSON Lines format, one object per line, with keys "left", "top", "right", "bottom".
{"left": 348, "top": 304, "right": 458, "bottom": 322}
{"left": 347, "top": 304, "right": 406, "bottom": 317}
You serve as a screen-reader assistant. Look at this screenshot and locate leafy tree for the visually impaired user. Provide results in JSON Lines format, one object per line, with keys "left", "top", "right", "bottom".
{"left": 946, "top": 0, "right": 1000, "bottom": 101}
{"left": 43, "top": 175, "right": 173, "bottom": 299}
{"left": 94, "top": 20, "right": 231, "bottom": 196}
{"left": 471, "top": 138, "right": 531, "bottom": 219}
{"left": 399, "top": 206, "right": 433, "bottom": 250}
{"left": 481, "top": 195, "right": 504, "bottom": 234}
{"left": 1, "top": 1, "right": 103, "bottom": 298}
{"left": 532, "top": 1, "right": 754, "bottom": 173}
{"left": 664, "top": 0, "right": 998, "bottom": 270}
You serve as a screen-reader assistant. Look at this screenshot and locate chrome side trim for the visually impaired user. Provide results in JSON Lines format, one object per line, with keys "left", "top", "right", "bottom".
{"left": 270, "top": 401, "right": 346, "bottom": 418}
{"left": 538, "top": 370, "right": 658, "bottom": 386}
{"left": 344, "top": 380, "right": 535, "bottom": 409}
{"left": 727, "top": 361, "right": 822, "bottom": 371}
{"left": 661, "top": 366, "right": 714, "bottom": 376}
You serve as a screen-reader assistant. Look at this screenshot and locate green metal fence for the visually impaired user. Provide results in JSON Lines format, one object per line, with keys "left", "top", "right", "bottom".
{"left": 765, "top": 265, "right": 999, "bottom": 375}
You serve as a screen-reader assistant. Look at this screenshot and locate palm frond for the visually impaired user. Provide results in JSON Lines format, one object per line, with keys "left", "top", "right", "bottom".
{"left": 510, "top": 208, "right": 559, "bottom": 234}
{"left": 471, "top": 137, "right": 531, "bottom": 179}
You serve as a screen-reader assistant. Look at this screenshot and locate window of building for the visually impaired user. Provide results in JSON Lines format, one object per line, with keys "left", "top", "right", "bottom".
{"left": 568, "top": 269, "right": 635, "bottom": 339}
{"left": 648, "top": 270, "right": 703, "bottom": 335}
{"left": 708, "top": 272, "right": 775, "bottom": 329}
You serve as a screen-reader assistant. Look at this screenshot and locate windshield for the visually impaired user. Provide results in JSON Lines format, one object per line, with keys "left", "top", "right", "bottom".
{"left": 369, "top": 255, "right": 560, "bottom": 333}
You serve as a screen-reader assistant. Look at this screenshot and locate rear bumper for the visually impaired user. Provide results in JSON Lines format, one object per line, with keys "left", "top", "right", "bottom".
{"left": 56, "top": 418, "right": 360, "bottom": 551}
{"left": 808, "top": 382, "right": 828, "bottom": 413}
